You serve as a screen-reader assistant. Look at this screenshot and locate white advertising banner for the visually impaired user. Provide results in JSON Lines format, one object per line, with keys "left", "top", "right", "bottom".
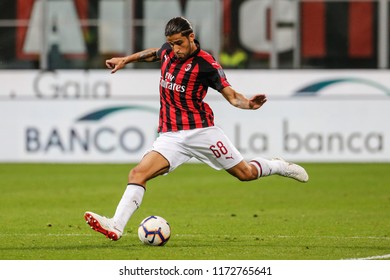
{"left": 2, "top": 69, "right": 390, "bottom": 99}
{"left": 0, "top": 70, "right": 389, "bottom": 162}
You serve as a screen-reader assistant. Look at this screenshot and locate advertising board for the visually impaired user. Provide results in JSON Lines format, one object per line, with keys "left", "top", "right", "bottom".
{"left": 0, "top": 70, "right": 388, "bottom": 162}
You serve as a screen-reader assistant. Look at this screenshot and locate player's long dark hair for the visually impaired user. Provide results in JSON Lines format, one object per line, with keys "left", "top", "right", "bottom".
{"left": 164, "top": 17, "right": 193, "bottom": 37}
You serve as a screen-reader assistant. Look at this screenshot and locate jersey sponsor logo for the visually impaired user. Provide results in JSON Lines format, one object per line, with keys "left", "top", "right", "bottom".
{"left": 160, "top": 73, "right": 186, "bottom": 93}
{"left": 160, "top": 78, "right": 186, "bottom": 93}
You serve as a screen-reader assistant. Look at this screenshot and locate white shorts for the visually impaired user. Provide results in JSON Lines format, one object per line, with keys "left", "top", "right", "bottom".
{"left": 149, "top": 126, "right": 243, "bottom": 173}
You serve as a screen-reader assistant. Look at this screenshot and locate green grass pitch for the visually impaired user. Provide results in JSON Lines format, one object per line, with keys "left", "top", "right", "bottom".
{"left": 0, "top": 162, "right": 389, "bottom": 260}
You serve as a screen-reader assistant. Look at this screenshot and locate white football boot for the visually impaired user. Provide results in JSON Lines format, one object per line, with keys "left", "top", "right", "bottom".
{"left": 84, "top": 211, "right": 122, "bottom": 241}
{"left": 272, "top": 158, "right": 309, "bottom": 183}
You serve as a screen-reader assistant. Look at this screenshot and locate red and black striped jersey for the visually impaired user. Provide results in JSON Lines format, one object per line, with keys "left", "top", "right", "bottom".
{"left": 156, "top": 40, "right": 230, "bottom": 132}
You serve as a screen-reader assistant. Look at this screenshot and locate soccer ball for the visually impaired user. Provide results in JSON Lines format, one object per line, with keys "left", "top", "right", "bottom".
{"left": 138, "top": 215, "right": 171, "bottom": 246}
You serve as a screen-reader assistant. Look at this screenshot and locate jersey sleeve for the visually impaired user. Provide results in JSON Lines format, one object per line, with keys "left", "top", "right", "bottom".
{"left": 156, "top": 42, "right": 171, "bottom": 60}
{"left": 203, "top": 59, "right": 231, "bottom": 92}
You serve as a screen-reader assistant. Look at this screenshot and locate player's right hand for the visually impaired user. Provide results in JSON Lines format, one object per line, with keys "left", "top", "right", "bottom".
{"left": 105, "top": 57, "right": 126, "bottom": 74}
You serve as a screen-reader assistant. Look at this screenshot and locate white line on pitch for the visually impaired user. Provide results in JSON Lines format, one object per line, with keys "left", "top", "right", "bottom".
{"left": 345, "top": 254, "right": 390, "bottom": 260}
{"left": 0, "top": 233, "right": 389, "bottom": 241}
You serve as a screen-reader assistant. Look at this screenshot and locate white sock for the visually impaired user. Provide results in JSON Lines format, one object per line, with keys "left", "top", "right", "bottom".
{"left": 249, "top": 157, "right": 283, "bottom": 178}
{"left": 113, "top": 184, "right": 145, "bottom": 232}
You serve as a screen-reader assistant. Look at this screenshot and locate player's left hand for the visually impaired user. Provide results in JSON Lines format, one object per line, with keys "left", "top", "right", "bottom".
{"left": 249, "top": 94, "right": 267, "bottom": 109}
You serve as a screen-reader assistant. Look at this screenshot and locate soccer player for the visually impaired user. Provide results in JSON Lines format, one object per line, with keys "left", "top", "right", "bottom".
{"left": 84, "top": 17, "right": 309, "bottom": 241}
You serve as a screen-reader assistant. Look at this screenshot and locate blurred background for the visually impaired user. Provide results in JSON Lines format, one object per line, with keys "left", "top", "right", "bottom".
{"left": 0, "top": 0, "right": 388, "bottom": 70}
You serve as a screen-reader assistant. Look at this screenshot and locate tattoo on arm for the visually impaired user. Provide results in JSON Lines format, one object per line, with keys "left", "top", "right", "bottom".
{"left": 138, "top": 50, "right": 158, "bottom": 62}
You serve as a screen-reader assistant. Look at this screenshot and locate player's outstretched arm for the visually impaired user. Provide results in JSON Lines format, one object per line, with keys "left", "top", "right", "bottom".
{"left": 221, "top": 86, "right": 267, "bottom": 110}
{"left": 105, "top": 48, "right": 160, "bottom": 74}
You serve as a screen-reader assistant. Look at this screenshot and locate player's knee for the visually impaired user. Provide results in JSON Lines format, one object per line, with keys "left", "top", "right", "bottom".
{"left": 128, "top": 167, "right": 146, "bottom": 183}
